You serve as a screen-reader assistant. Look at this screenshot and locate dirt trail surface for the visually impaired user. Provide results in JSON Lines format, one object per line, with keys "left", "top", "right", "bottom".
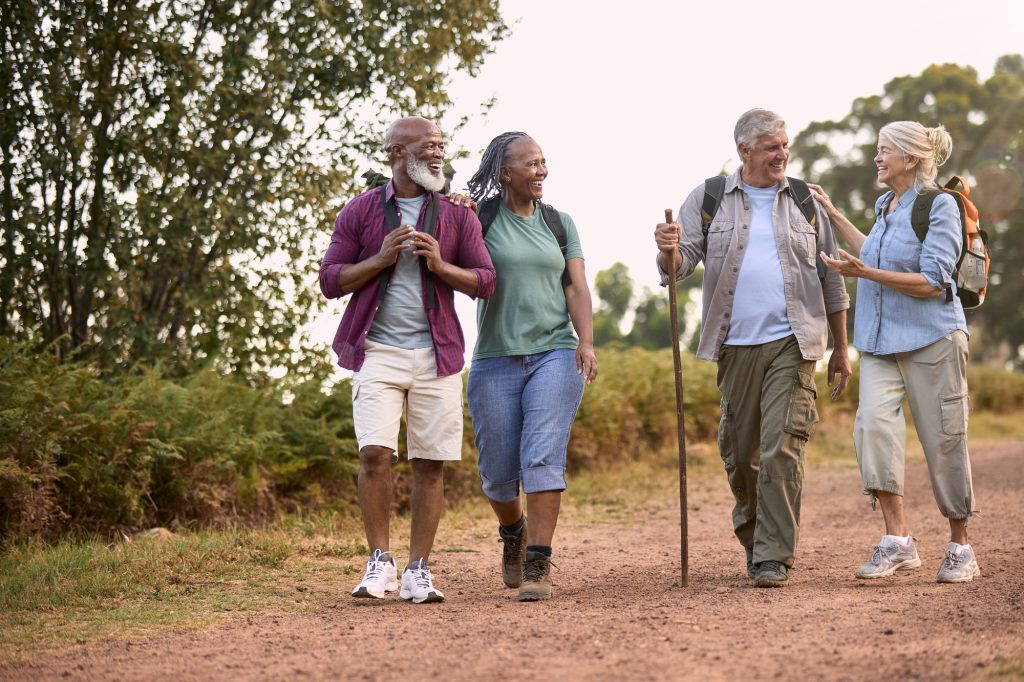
{"left": 4, "top": 443, "right": 1023, "bottom": 681}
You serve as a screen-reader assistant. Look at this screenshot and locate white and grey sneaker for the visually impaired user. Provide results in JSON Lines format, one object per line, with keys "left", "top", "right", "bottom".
{"left": 936, "top": 543, "right": 981, "bottom": 583}
{"left": 351, "top": 548, "right": 398, "bottom": 599}
{"left": 400, "top": 558, "right": 444, "bottom": 604}
{"left": 855, "top": 537, "right": 922, "bottom": 579}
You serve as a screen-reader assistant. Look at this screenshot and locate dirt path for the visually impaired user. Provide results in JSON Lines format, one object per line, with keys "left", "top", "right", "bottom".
{"left": 4, "top": 443, "right": 1023, "bottom": 681}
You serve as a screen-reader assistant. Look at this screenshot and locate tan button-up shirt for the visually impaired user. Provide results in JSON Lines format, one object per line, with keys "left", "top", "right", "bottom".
{"left": 659, "top": 169, "right": 849, "bottom": 362}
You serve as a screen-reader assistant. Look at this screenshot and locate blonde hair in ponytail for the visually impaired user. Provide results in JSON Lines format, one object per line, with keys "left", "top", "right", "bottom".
{"left": 879, "top": 121, "right": 954, "bottom": 191}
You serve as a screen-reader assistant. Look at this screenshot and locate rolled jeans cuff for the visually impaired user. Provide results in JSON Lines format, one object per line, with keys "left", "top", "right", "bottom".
{"left": 522, "top": 464, "right": 566, "bottom": 495}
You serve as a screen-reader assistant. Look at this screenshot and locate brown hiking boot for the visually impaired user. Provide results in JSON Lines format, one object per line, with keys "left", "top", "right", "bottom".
{"left": 499, "top": 520, "right": 527, "bottom": 588}
{"left": 517, "top": 550, "right": 552, "bottom": 601}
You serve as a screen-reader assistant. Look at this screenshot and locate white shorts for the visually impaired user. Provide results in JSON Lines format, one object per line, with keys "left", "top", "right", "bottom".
{"left": 352, "top": 340, "right": 463, "bottom": 461}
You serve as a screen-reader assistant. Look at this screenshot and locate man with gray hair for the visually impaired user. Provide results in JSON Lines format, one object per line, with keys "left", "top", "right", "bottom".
{"left": 654, "top": 109, "right": 851, "bottom": 587}
{"left": 319, "top": 116, "right": 495, "bottom": 603}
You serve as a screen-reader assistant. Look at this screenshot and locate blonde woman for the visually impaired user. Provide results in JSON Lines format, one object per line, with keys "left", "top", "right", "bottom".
{"left": 810, "top": 121, "right": 979, "bottom": 583}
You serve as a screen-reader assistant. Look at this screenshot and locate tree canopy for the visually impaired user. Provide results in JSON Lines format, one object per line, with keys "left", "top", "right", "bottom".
{"left": 592, "top": 262, "right": 701, "bottom": 350}
{"left": 0, "top": 0, "right": 507, "bottom": 373}
{"left": 794, "top": 55, "right": 1024, "bottom": 366}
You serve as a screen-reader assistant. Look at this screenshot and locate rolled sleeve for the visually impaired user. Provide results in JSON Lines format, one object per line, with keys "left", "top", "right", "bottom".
{"left": 319, "top": 208, "right": 361, "bottom": 300}
{"left": 919, "top": 193, "right": 962, "bottom": 290}
{"left": 455, "top": 210, "right": 496, "bottom": 299}
{"left": 657, "top": 186, "right": 705, "bottom": 286}
{"left": 815, "top": 209, "right": 851, "bottom": 314}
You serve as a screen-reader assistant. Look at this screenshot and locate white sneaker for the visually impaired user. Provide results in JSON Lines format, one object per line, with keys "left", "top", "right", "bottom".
{"left": 400, "top": 559, "right": 444, "bottom": 604}
{"left": 855, "top": 537, "right": 922, "bottom": 579}
{"left": 351, "top": 549, "right": 398, "bottom": 598}
{"left": 936, "top": 543, "right": 981, "bottom": 583}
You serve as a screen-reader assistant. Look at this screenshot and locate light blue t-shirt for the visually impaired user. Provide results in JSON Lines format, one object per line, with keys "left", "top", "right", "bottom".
{"left": 724, "top": 182, "right": 793, "bottom": 345}
{"left": 367, "top": 194, "right": 433, "bottom": 349}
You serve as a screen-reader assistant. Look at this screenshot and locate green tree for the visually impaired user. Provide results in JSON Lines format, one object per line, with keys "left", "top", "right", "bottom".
{"left": 0, "top": 0, "right": 506, "bottom": 373}
{"left": 627, "top": 288, "right": 672, "bottom": 349}
{"left": 794, "top": 55, "right": 1024, "bottom": 366}
{"left": 592, "top": 262, "right": 633, "bottom": 346}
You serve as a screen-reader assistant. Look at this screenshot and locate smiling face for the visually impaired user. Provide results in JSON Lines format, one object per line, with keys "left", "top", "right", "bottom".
{"left": 389, "top": 118, "right": 445, "bottom": 193}
{"left": 740, "top": 128, "right": 789, "bottom": 188}
{"left": 874, "top": 135, "right": 917, "bottom": 191}
{"left": 500, "top": 137, "right": 547, "bottom": 204}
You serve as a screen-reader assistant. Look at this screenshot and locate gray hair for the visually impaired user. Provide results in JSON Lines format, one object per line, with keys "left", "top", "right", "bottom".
{"left": 467, "top": 131, "right": 531, "bottom": 202}
{"left": 734, "top": 109, "right": 786, "bottom": 156}
{"left": 878, "top": 121, "right": 953, "bottom": 191}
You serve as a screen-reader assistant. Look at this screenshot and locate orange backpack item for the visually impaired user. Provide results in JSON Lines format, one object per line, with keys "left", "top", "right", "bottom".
{"left": 911, "top": 175, "right": 989, "bottom": 309}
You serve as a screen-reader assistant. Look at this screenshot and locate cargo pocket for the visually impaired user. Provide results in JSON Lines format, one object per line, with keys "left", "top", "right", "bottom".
{"left": 940, "top": 392, "right": 967, "bottom": 436}
{"left": 717, "top": 397, "right": 736, "bottom": 470}
{"left": 784, "top": 372, "right": 819, "bottom": 440}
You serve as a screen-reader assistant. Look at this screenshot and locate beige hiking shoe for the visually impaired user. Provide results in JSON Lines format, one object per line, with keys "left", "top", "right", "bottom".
{"left": 936, "top": 543, "right": 981, "bottom": 583}
{"left": 517, "top": 550, "right": 552, "bottom": 601}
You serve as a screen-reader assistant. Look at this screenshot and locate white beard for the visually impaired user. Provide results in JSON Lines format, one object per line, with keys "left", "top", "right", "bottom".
{"left": 406, "top": 155, "right": 446, "bottom": 193}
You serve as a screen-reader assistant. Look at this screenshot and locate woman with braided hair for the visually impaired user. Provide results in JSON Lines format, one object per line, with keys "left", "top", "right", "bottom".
{"left": 465, "top": 131, "right": 597, "bottom": 601}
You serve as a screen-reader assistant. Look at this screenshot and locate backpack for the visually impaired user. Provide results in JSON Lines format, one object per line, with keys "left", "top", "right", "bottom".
{"left": 699, "top": 175, "right": 824, "bottom": 279}
{"left": 477, "top": 195, "right": 572, "bottom": 286}
{"left": 902, "top": 176, "right": 989, "bottom": 309}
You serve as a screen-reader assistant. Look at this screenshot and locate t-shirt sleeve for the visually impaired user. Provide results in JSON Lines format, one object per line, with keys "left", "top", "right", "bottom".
{"left": 559, "top": 210, "right": 584, "bottom": 260}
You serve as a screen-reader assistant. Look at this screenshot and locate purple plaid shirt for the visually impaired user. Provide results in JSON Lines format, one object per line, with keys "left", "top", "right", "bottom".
{"left": 319, "top": 182, "right": 496, "bottom": 377}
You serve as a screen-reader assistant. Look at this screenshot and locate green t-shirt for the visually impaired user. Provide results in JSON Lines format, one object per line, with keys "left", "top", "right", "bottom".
{"left": 473, "top": 201, "right": 584, "bottom": 359}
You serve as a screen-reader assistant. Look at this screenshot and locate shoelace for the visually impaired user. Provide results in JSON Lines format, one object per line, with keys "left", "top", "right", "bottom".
{"left": 868, "top": 545, "right": 886, "bottom": 565}
{"left": 407, "top": 566, "right": 434, "bottom": 589}
{"left": 522, "top": 557, "right": 557, "bottom": 581}
{"left": 363, "top": 560, "right": 386, "bottom": 580}
{"left": 942, "top": 550, "right": 964, "bottom": 569}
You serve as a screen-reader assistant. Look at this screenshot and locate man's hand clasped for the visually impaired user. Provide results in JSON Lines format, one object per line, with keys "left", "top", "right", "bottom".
{"left": 655, "top": 221, "right": 681, "bottom": 253}
{"left": 377, "top": 225, "right": 416, "bottom": 267}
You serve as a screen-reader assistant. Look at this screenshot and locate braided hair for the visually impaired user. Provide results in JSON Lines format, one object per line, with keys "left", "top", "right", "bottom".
{"left": 467, "top": 131, "right": 531, "bottom": 202}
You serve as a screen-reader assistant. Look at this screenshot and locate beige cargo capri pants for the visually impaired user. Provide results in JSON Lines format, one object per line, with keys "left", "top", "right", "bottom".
{"left": 716, "top": 335, "right": 819, "bottom": 569}
{"left": 854, "top": 330, "right": 975, "bottom": 519}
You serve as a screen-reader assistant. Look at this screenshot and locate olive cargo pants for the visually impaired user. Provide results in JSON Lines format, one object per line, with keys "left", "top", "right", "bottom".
{"left": 716, "top": 335, "right": 819, "bottom": 569}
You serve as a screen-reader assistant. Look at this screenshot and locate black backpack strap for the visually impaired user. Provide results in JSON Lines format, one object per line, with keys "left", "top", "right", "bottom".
{"left": 701, "top": 175, "right": 726, "bottom": 237}
{"left": 787, "top": 176, "right": 829, "bottom": 280}
{"left": 377, "top": 186, "right": 439, "bottom": 310}
{"left": 910, "top": 189, "right": 956, "bottom": 302}
{"left": 478, "top": 197, "right": 571, "bottom": 286}
{"left": 539, "top": 202, "right": 571, "bottom": 286}
{"left": 477, "top": 196, "right": 501, "bottom": 238}
{"left": 786, "top": 177, "right": 817, "bottom": 228}
{"left": 911, "top": 190, "right": 940, "bottom": 243}
{"left": 377, "top": 185, "right": 400, "bottom": 301}
{"left": 419, "top": 192, "right": 439, "bottom": 310}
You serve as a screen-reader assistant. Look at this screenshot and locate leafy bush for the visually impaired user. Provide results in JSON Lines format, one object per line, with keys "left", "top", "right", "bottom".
{"left": 3, "top": 341, "right": 1021, "bottom": 542}
{"left": 0, "top": 341, "right": 357, "bottom": 541}
{"left": 569, "top": 347, "right": 720, "bottom": 471}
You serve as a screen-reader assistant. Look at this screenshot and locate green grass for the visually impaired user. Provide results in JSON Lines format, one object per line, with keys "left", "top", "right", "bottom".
{"left": 3, "top": 409, "right": 1023, "bottom": 663}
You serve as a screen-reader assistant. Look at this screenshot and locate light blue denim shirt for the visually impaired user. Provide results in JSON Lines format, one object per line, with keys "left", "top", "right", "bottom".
{"left": 854, "top": 187, "right": 968, "bottom": 355}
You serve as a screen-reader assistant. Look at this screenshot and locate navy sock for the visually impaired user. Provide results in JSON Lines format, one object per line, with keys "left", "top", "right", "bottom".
{"left": 500, "top": 515, "right": 525, "bottom": 536}
{"left": 526, "top": 545, "right": 552, "bottom": 557}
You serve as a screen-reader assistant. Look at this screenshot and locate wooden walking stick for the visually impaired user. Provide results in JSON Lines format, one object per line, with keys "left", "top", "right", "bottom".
{"left": 665, "top": 208, "right": 689, "bottom": 587}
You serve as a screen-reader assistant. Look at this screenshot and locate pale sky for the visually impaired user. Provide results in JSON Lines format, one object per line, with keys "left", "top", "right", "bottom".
{"left": 311, "top": 0, "right": 1024, "bottom": 362}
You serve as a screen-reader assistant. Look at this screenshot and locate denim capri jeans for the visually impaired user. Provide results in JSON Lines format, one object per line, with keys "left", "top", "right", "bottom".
{"left": 467, "top": 348, "right": 585, "bottom": 502}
